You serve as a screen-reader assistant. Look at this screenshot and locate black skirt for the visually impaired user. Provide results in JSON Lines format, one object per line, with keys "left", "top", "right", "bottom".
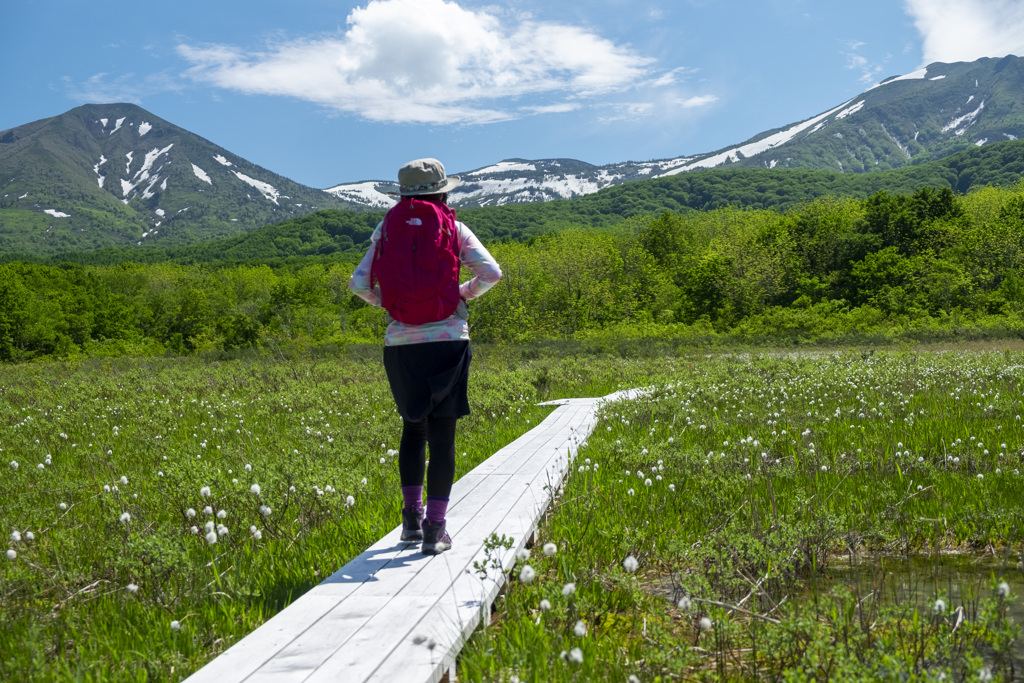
{"left": 383, "top": 341, "right": 471, "bottom": 422}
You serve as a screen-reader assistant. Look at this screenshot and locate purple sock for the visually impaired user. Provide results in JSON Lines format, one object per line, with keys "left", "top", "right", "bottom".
{"left": 402, "top": 486, "right": 423, "bottom": 513}
{"left": 425, "top": 497, "right": 448, "bottom": 524}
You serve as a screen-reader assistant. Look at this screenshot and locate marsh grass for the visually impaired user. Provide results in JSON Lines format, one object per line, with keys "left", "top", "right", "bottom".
{"left": 0, "top": 350, "right": 666, "bottom": 681}
{"left": 4, "top": 348, "right": 1024, "bottom": 681}
{"left": 458, "top": 350, "right": 1024, "bottom": 682}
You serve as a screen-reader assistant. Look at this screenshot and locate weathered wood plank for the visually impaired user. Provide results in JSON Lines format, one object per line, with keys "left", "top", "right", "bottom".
{"left": 184, "top": 391, "right": 640, "bottom": 683}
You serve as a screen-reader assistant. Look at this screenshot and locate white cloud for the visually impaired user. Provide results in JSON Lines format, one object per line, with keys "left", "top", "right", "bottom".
{"left": 177, "top": 0, "right": 659, "bottom": 125}
{"left": 676, "top": 94, "right": 718, "bottom": 108}
{"left": 841, "top": 40, "right": 886, "bottom": 85}
{"left": 65, "top": 72, "right": 183, "bottom": 104}
{"left": 904, "top": 0, "right": 1024, "bottom": 64}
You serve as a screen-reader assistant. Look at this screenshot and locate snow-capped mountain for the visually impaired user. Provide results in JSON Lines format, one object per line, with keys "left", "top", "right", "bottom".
{"left": 327, "top": 55, "right": 1024, "bottom": 209}
{"left": 0, "top": 103, "right": 359, "bottom": 254}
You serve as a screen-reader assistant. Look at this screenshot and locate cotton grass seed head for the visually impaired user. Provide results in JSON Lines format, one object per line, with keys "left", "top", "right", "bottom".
{"left": 678, "top": 596, "right": 692, "bottom": 610}
{"left": 699, "top": 617, "right": 713, "bottom": 631}
{"left": 119, "top": 512, "right": 131, "bottom": 523}
{"left": 346, "top": 495, "right": 356, "bottom": 507}
{"left": 205, "top": 531, "right": 217, "bottom": 544}
{"left": 574, "top": 620, "right": 587, "bottom": 637}
{"left": 10, "top": 531, "right": 21, "bottom": 543}
{"left": 250, "top": 484, "right": 261, "bottom": 495}
{"left": 516, "top": 548, "right": 531, "bottom": 562}
{"left": 999, "top": 582, "right": 1011, "bottom": 598}
{"left": 6, "top": 549, "right": 15, "bottom": 560}
{"left": 539, "top": 599, "right": 552, "bottom": 611}
{"left": 934, "top": 598, "right": 946, "bottom": 613}
{"left": 170, "top": 620, "right": 181, "bottom": 631}
{"left": 623, "top": 555, "right": 638, "bottom": 573}
{"left": 568, "top": 647, "right": 583, "bottom": 663}
{"left": 126, "top": 583, "right": 139, "bottom": 593}
{"left": 200, "top": 486, "right": 211, "bottom": 498}
{"left": 562, "top": 582, "right": 576, "bottom": 597}
{"left": 186, "top": 508, "right": 196, "bottom": 518}
{"left": 519, "top": 565, "right": 536, "bottom": 583}
{"left": 543, "top": 542, "right": 557, "bottom": 557}
{"left": 260, "top": 505, "right": 272, "bottom": 516}
{"left": 203, "top": 506, "right": 213, "bottom": 515}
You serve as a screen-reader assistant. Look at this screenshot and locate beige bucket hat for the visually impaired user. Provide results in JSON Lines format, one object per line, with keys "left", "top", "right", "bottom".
{"left": 397, "top": 158, "right": 461, "bottom": 196}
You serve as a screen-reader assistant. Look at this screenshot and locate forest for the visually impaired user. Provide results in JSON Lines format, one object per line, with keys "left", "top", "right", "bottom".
{"left": 2, "top": 180, "right": 1023, "bottom": 361}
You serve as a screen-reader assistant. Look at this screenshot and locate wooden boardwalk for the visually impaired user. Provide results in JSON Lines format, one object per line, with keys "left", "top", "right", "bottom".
{"left": 185, "top": 389, "right": 641, "bottom": 683}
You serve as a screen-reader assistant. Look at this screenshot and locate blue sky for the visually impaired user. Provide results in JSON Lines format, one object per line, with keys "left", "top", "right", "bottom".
{"left": 5, "top": 0, "right": 1024, "bottom": 188}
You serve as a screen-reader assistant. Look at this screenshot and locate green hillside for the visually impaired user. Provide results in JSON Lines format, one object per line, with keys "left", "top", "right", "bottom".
{"left": 24, "top": 138, "right": 1024, "bottom": 268}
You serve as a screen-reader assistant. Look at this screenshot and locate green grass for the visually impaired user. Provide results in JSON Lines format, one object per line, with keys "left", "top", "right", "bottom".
{"left": 3, "top": 348, "right": 1024, "bottom": 681}
{"left": 457, "top": 349, "right": 1024, "bottom": 682}
{"left": 0, "top": 349, "right": 665, "bottom": 681}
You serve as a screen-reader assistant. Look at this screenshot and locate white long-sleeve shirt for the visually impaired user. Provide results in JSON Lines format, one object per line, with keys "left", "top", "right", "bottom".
{"left": 348, "top": 220, "right": 502, "bottom": 346}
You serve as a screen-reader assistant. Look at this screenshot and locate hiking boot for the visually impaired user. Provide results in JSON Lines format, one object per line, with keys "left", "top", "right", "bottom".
{"left": 421, "top": 519, "right": 452, "bottom": 555}
{"left": 401, "top": 507, "right": 424, "bottom": 542}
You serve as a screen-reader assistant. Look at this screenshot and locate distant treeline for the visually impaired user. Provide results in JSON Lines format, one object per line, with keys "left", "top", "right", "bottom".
{"left": 18, "top": 138, "right": 1024, "bottom": 269}
{"left": 2, "top": 182, "right": 1024, "bottom": 361}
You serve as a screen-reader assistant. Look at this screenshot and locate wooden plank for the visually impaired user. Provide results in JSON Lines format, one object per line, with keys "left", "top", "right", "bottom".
{"left": 184, "top": 394, "right": 625, "bottom": 683}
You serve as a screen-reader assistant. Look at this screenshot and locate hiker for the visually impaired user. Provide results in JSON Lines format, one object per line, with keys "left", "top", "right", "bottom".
{"left": 349, "top": 158, "right": 502, "bottom": 555}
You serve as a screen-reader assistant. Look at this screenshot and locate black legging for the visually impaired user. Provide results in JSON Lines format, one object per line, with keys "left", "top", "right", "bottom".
{"left": 398, "top": 416, "right": 458, "bottom": 499}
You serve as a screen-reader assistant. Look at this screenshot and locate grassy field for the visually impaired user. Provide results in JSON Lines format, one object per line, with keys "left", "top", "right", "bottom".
{"left": 2, "top": 347, "right": 1023, "bottom": 681}
{"left": 458, "top": 349, "right": 1024, "bottom": 682}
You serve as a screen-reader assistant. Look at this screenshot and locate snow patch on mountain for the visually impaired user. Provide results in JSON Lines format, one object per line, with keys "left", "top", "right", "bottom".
{"left": 658, "top": 98, "right": 855, "bottom": 177}
{"left": 120, "top": 144, "right": 173, "bottom": 198}
{"left": 467, "top": 161, "right": 538, "bottom": 175}
{"left": 324, "top": 181, "right": 395, "bottom": 208}
{"left": 192, "top": 164, "right": 213, "bottom": 185}
{"left": 138, "top": 122, "right": 152, "bottom": 136}
{"left": 43, "top": 209, "right": 70, "bottom": 218}
{"left": 110, "top": 117, "right": 125, "bottom": 135}
{"left": 94, "top": 155, "right": 108, "bottom": 188}
{"left": 214, "top": 155, "right": 233, "bottom": 167}
{"left": 942, "top": 100, "right": 985, "bottom": 135}
{"left": 233, "top": 171, "right": 280, "bottom": 204}
{"left": 835, "top": 101, "right": 865, "bottom": 120}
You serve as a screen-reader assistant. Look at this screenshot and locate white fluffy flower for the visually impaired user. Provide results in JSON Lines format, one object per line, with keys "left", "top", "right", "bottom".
{"left": 699, "top": 617, "right": 713, "bottom": 631}
{"left": 170, "top": 620, "right": 181, "bottom": 631}
{"left": 186, "top": 508, "right": 196, "bottom": 518}
{"left": 250, "top": 484, "right": 261, "bottom": 495}
{"left": 259, "top": 505, "right": 272, "bottom": 516}
{"left": 205, "top": 531, "right": 218, "bottom": 544}
{"left": 119, "top": 512, "right": 131, "bottom": 523}
{"left": 200, "top": 486, "right": 211, "bottom": 497}
{"left": 543, "top": 542, "right": 557, "bottom": 557}
{"left": 933, "top": 598, "right": 946, "bottom": 614}
{"left": 568, "top": 647, "right": 583, "bottom": 663}
{"left": 574, "top": 620, "right": 587, "bottom": 637}
{"left": 678, "top": 596, "right": 692, "bottom": 610}
{"left": 539, "top": 599, "right": 552, "bottom": 611}
{"left": 999, "top": 581, "right": 1011, "bottom": 598}
{"left": 516, "top": 548, "right": 531, "bottom": 562}
{"left": 126, "top": 583, "right": 139, "bottom": 593}
{"left": 346, "top": 495, "right": 355, "bottom": 507}
{"left": 519, "top": 565, "right": 536, "bottom": 583}
{"left": 6, "top": 549, "right": 16, "bottom": 560}
{"left": 562, "top": 582, "right": 576, "bottom": 597}
{"left": 10, "top": 531, "right": 21, "bottom": 543}
{"left": 623, "top": 555, "right": 638, "bottom": 573}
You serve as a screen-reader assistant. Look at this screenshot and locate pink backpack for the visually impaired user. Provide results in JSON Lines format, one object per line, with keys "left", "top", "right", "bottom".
{"left": 370, "top": 198, "right": 462, "bottom": 325}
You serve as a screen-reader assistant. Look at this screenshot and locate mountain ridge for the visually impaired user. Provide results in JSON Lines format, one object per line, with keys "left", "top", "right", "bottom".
{"left": 326, "top": 55, "right": 1024, "bottom": 209}
{"left": 0, "top": 103, "right": 358, "bottom": 255}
